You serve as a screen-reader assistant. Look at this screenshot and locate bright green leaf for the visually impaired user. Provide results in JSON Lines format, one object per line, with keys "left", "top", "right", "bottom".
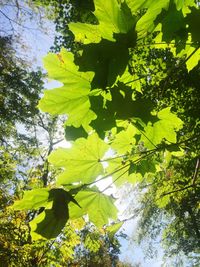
{"left": 73, "top": 188, "right": 118, "bottom": 227}
{"left": 136, "top": 0, "right": 170, "bottom": 38}
{"left": 141, "top": 107, "right": 183, "bottom": 149}
{"left": 69, "top": 0, "right": 136, "bottom": 44}
{"left": 49, "top": 133, "right": 109, "bottom": 185}
{"left": 69, "top": 23, "right": 102, "bottom": 44}
{"left": 30, "top": 189, "right": 81, "bottom": 240}
{"left": 38, "top": 48, "right": 96, "bottom": 128}
{"left": 106, "top": 221, "right": 124, "bottom": 238}
{"left": 94, "top": 0, "right": 135, "bottom": 39}
{"left": 12, "top": 188, "right": 50, "bottom": 210}
{"left": 186, "top": 47, "right": 200, "bottom": 72}
{"left": 111, "top": 124, "right": 137, "bottom": 154}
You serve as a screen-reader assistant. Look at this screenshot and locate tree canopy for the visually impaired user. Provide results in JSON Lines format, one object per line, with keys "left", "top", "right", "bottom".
{"left": 2, "top": 0, "right": 200, "bottom": 266}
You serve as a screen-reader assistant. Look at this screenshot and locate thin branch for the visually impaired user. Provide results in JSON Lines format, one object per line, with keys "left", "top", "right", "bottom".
{"left": 101, "top": 168, "right": 128, "bottom": 193}
{"left": 123, "top": 75, "right": 147, "bottom": 85}
{"left": 160, "top": 184, "right": 198, "bottom": 198}
{"left": 136, "top": 42, "right": 195, "bottom": 47}
{"left": 91, "top": 162, "right": 131, "bottom": 186}
{"left": 33, "top": 124, "right": 45, "bottom": 161}
{"left": 67, "top": 154, "right": 154, "bottom": 193}
{"left": 100, "top": 154, "right": 127, "bottom": 162}
{"left": 99, "top": 151, "right": 156, "bottom": 192}
{"left": 192, "top": 158, "right": 200, "bottom": 186}
{"left": 52, "top": 138, "right": 64, "bottom": 146}
{"left": 132, "top": 121, "right": 158, "bottom": 149}
{"left": 37, "top": 114, "right": 49, "bottom": 132}
{"left": 0, "top": 9, "right": 39, "bottom": 31}
{"left": 0, "top": 9, "right": 14, "bottom": 34}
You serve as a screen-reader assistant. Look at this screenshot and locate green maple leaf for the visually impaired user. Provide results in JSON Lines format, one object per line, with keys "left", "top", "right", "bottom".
{"left": 111, "top": 124, "right": 137, "bottom": 154}
{"left": 129, "top": 158, "right": 156, "bottom": 177}
{"left": 30, "top": 209, "right": 66, "bottom": 240}
{"left": 13, "top": 188, "right": 81, "bottom": 240}
{"left": 71, "top": 187, "right": 118, "bottom": 227}
{"left": 141, "top": 107, "right": 183, "bottom": 149}
{"left": 126, "top": 0, "right": 156, "bottom": 14}
{"left": 69, "top": 23, "right": 102, "bottom": 44}
{"left": 38, "top": 48, "right": 98, "bottom": 128}
{"left": 30, "top": 189, "right": 81, "bottom": 240}
{"left": 135, "top": 0, "right": 195, "bottom": 39}
{"left": 93, "top": 0, "right": 135, "bottom": 35}
{"left": 119, "top": 68, "right": 142, "bottom": 92}
{"left": 172, "top": 0, "right": 195, "bottom": 11}
{"left": 69, "top": 0, "right": 135, "bottom": 44}
{"left": 174, "top": 0, "right": 186, "bottom": 10}
{"left": 136, "top": 0, "right": 170, "bottom": 38}
{"left": 48, "top": 133, "right": 109, "bottom": 185}
{"left": 12, "top": 188, "right": 50, "bottom": 210}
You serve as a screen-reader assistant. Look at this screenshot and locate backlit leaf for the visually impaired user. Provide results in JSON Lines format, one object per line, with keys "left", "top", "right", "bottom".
{"left": 73, "top": 188, "right": 118, "bottom": 227}
{"left": 186, "top": 47, "right": 200, "bottom": 72}
{"left": 136, "top": 0, "right": 170, "bottom": 38}
{"left": 13, "top": 188, "right": 50, "bottom": 210}
{"left": 48, "top": 133, "right": 109, "bottom": 185}
{"left": 106, "top": 221, "right": 124, "bottom": 238}
{"left": 141, "top": 108, "right": 183, "bottom": 149}
{"left": 38, "top": 48, "right": 96, "bottom": 128}
{"left": 30, "top": 189, "right": 81, "bottom": 240}
{"left": 111, "top": 124, "right": 137, "bottom": 154}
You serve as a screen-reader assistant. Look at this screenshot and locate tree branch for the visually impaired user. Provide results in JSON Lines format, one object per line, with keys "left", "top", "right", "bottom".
{"left": 192, "top": 158, "right": 200, "bottom": 186}
{"left": 0, "top": 9, "right": 39, "bottom": 31}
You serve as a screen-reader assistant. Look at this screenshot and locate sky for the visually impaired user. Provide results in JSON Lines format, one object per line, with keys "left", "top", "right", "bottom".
{"left": 0, "top": 0, "right": 55, "bottom": 67}
{"left": 0, "top": 1, "right": 165, "bottom": 266}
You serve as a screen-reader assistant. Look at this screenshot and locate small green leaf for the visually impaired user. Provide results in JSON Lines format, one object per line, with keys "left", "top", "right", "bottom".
{"left": 106, "top": 221, "right": 124, "bottom": 238}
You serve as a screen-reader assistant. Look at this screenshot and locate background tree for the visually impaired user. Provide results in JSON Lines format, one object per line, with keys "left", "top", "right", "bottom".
{"left": 0, "top": 1, "right": 130, "bottom": 266}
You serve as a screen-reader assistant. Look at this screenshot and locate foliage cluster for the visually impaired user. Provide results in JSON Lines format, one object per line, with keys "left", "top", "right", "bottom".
{"left": 0, "top": 5, "right": 127, "bottom": 265}
{"left": 2, "top": 0, "right": 200, "bottom": 265}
